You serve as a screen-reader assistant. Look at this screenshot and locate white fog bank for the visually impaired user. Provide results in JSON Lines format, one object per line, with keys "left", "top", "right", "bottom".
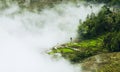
{"left": 0, "top": 2, "right": 103, "bottom": 72}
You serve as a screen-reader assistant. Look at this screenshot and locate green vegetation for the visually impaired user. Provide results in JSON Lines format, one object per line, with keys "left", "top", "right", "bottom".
{"left": 78, "top": 5, "right": 120, "bottom": 52}
{"left": 49, "top": 36, "right": 107, "bottom": 63}
{"left": 78, "top": 5, "right": 120, "bottom": 39}
{"left": 0, "top": 0, "right": 80, "bottom": 11}
{"left": 84, "top": 0, "right": 120, "bottom": 6}
{"left": 49, "top": 5, "right": 120, "bottom": 60}
{"left": 1, "top": 0, "right": 120, "bottom": 10}
{"left": 49, "top": 1, "right": 120, "bottom": 71}
{"left": 82, "top": 52, "right": 120, "bottom": 72}
{"left": 0, "top": 0, "right": 63, "bottom": 11}
{"left": 49, "top": 47, "right": 74, "bottom": 55}
{"left": 103, "top": 32, "right": 120, "bottom": 52}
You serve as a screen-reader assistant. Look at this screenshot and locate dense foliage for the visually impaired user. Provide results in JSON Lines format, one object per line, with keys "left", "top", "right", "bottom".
{"left": 84, "top": 0, "right": 120, "bottom": 6}
{"left": 78, "top": 5, "right": 120, "bottom": 52}
{"left": 103, "top": 32, "right": 120, "bottom": 52}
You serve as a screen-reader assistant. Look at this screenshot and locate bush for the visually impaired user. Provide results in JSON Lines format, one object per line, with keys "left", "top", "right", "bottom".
{"left": 103, "top": 32, "right": 120, "bottom": 52}
{"left": 70, "top": 51, "right": 93, "bottom": 63}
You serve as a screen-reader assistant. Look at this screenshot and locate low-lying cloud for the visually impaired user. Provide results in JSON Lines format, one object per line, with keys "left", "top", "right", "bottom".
{"left": 0, "top": 1, "right": 103, "bottom": 72}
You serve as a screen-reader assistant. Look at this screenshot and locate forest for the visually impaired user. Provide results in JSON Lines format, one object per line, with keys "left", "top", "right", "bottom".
{"left": 78, "top": 5, "right": 120, "bottom": 52}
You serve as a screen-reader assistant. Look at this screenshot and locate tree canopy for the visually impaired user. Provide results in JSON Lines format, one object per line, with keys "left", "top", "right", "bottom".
{"left": 78, "top": 5, "right": 120, "bottom": 52}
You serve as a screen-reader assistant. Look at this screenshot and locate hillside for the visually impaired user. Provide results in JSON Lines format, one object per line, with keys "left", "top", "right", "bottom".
{"left": 82, "top": 52, "right": 120, "bottom": 72}
{"left": 49, "top": 1, "right": 120, "bottom": 71}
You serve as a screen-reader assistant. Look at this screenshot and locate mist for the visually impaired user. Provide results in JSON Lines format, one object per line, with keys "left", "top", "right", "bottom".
{"left": 0, "top": 2, "right": 103, "bottom": 72}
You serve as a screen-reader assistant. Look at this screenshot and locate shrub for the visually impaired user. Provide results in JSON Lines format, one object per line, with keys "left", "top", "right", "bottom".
{"left": 103, "top": 32, "right": 120, "bottom": 52}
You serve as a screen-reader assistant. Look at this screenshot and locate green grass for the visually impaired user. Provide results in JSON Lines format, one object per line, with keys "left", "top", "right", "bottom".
{"left": 49, "top": 36, "right": 107, "bottom": 63}
{"left": 68, "top": 37, "right": 103, "bottom": 48}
